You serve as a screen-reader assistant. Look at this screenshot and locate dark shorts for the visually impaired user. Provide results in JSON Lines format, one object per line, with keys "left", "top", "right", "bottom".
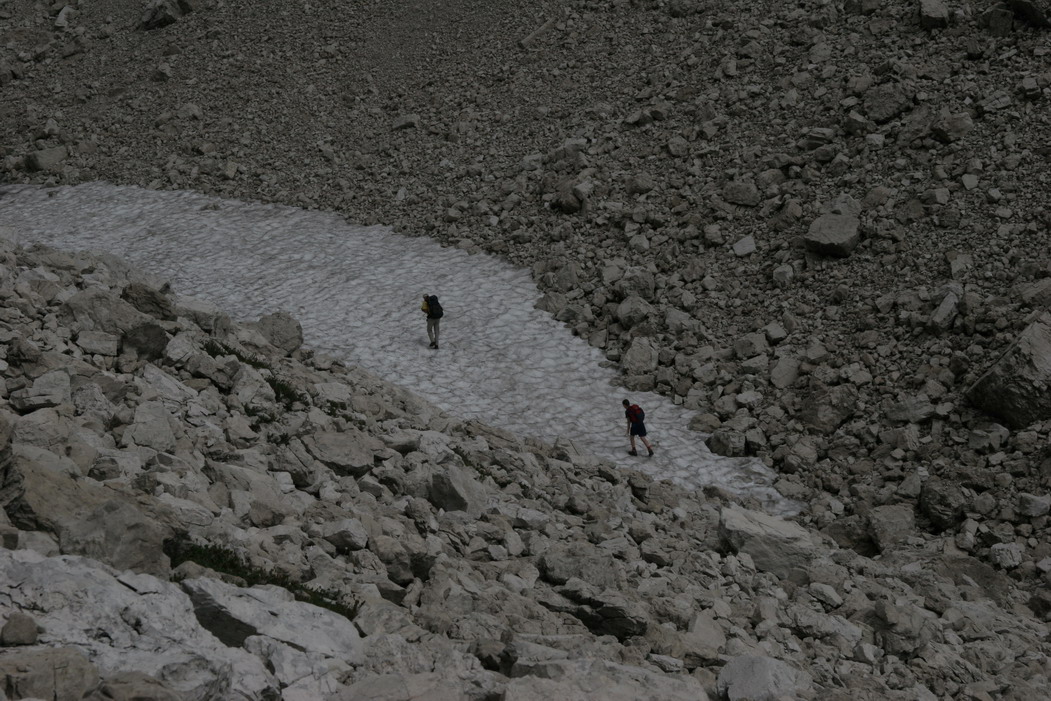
{"left": 629, "top": 422, "right": 647, "bottom": 437}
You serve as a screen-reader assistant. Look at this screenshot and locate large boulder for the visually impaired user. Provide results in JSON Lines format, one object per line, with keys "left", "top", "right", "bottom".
{"left": 141, "top": 0, "right": 195, "bottom": 30}
{"left": 251, "top": 311, "right": 304, "bottom": 355}
{"left": 967, "top": 314, "right": 1051, "bottom": 428}
{"left": 181, "top": 577, "right": 365, "bottom": 662}
{"left": 506, "top": 658, "right": 710, "bottom": 701}
{"left": 717, "top": 655, "right": 812, "bottom": 701}
{"left": 804, "top": 214, "right": 861, "bottom": 257}
{"left": 0, "top": 647, "right": 99, "bottom": 700}
{"left": 718, "top": 506, "right": 819, "bottom": 577}
{"left": 1008, "top": 0, "right": 1051, "bottom": 27}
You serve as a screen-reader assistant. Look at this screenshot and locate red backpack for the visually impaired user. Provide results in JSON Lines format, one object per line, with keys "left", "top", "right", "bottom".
{"left": 626, "top": 404, "right": 645, "bottom": 423}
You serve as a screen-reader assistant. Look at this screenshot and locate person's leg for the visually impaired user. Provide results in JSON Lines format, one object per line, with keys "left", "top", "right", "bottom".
{"left": 641, "top": 436, "right": 654, "bottom": 455}
{"left": 427, "top": 319, "right": 436, "bottom": 346}
{"left": 434, "top": 319, "right": 440, "bottom": 348}
{"left": 628, "top": 433, "right": 637, "bottom": 455}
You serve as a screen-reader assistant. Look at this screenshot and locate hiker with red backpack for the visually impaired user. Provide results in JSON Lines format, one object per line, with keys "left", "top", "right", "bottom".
{"left": 622, "top": 399, "right": 654, "bottom": 457}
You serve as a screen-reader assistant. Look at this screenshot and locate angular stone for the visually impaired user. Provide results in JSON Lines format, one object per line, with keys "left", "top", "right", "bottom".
{"left": 919, "top": 0, "right": 950, "bottom": 29}
{"left": 622, "top": 337, "right": 659, "bottom": 375}
{"left": 1008, "top": 0, "right": 1051, "bottom": 27}
{"left": 182, "top": 577, "right": 365, "bottom": 660}
{"left": 25, "top": 145, "right": 68, "bottom": 172}
{"left": 506, "top": 659, "right": 710, "bottom": 701}
{"left": 141, "top": 0, "right": 195, "bottom": 30}
{"left": 1018, "top": 493, "right": 1051, "bottom": 518}
{"left": 98, "top": 672, "right": 184, "bottom": 701}
{"left": 0, "top": 647, "right": 99, "bottom": 699}
{"left": 719, "top": 506, "right": 818, "bottom": 577}
{"left": 804, "top": 214, "right": 861, "bottom": 257}
{"left": 122, "top": 282, "right": 176, "bottom": 320}
{"left": 919, "top": 477, "right": 966, "bottom": 531}
{"left": 799, "top": 384, "right": 859, "bottom": 434}
{"left": 320, "top": 518, "right": 369, "bottom": 552}
{"left": 723, "top": 181, "right": 760, "bottom": 207}
{"left": 864, "top": 83, "right": 912, "bottom": 124}
{"left": 615, "top": 296, "right": 655, "bottom": 329}
{"left": 61, "top": 288, "right": 151, "bottom": 335}
{"left": 717, "top": 655, "right": 812, "bottom": 701}
{"left": 967, "top": 314, "right": 1051, "bottom": 429}
{"left": 867, "top": 503, "right": 915, "bottom": 552}
{"left": 303, "top": 429, "right": 377, "bottom": 477}
{"left": 931, "top": 112, "right": 974, "bottom": 143}
{"left": 252, "top": 311, "right": 303, "bottom": 355}
{"left": 429, "top": 464, "right": 486, "bottom": 517}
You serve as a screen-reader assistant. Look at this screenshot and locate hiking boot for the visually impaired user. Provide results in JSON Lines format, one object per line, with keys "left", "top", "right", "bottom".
{"left": 647, "top": 448, "right": 654, "bottom": 457}
{"left": 429, "top": 342, "right": 436, "bottom": 348}
{"left": 627, "top": 450, "right": 638, "bottom": 456}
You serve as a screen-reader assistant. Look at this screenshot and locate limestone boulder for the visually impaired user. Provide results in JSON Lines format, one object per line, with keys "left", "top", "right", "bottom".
{"left": 60, "top": 288, "right": 152, "bottom": 335}
{"left": 0, "top": 647, "right": 99, "bottom": 700}
{"left": 181, "top": 577, "right": 365, "bottom": 662}
{"left": 967, "top": 314, "right": 1051, "bottom": 429}
{"left": 719, "top": 505, "right": 819, "bottom": 577}
{"left": 717, "top": 655, "right": 812, "bottom": 701}
{"left": 251, "top": 311, "right": 304, "bottom": 355}
{"left": 507, "top": 658, "right": 710, "bottom": 701}
{"left": 303, "top": 429, "right": 378, "bottom": 477}
{"left": 804, "top": 214, "right": 861, "bottom": 257}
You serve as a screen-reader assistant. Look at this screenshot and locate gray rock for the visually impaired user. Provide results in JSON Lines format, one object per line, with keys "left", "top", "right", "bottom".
{"left": 0, "top": 647, "right": 98, "bottom": 700}
{"left": 1008, "top": 0, "right": 1051, "bottom": 27}
{"left": 615, "top": 295, "right": 655, "bottom": 329}
{"left": 919, "top": 477, "right": 966, "bottom": 531}
{"left": 717, "top": 655, "right": 812, "bottom": 701}
{"left": 61, "top": 288, "right": 151, "bottom": 335}
{"left": 990, "top": 542, "right": 1024, "bottom": 569}
{"left": 9, "top": 370, "right": 71, "bottom": 412}
{"left": 252, "top": 311, "right": 303, "bottom": 355}
{"left": 799, "top": 384, "right": 859, "bottom": 434}
{"left": 303, "top": 429, "right": 377, "bottom": 477}
{"left": 1018, "top": 493, "right": 1051, "bottom": 518}
{"left": 141, "top": 0, "right": 195, "bottom": 30}
{"left": 123, "top": 322, "right": 171, "bottom": 360}
{"left": 622, "top": 337, "right": 659, "bottom": 375}
{"left": 723, "top": 181, "right": 760, "bottom": 206}
{"left": 321, "top": 518, "right": 370, "bottom": 552}
{"left": 919, "top": 0, "right": 950, "bottom": 29}
{"left": 867, "top": 503, "right": 915, "bottom": 552}
{"left": 967, "top": 314, "right": 1051, "bottom": 429}
{"left": 122, "top": 282, "right": 176, "bottom": 320}
{"left": 706, "top": 429, "right": 746, "bottom": 457}
{"left": 507, "top": 658, "right": 710, "bottom": 700}
{"left": 98, "top": 672, "right": 184, "bottom": 701}
{"left": 25, "top": 145, "right": 68, "bottom": 172}
{"left": 0, "top": 611, "right": 38, "bottom": 645}
{"left": 182, "top": 576, "right": 365, "bottom": 660}
{"left": 864, "top": 83, "right": 912, "bottom": 124}
{"left": 393, "top": 114, "right": 421, "bottom": 130}
{"left": 719, "top": 506, "right": 818, "bottom": 577}
{"left": 76, "top": 330, "right": 121, "bottom": 356}
{"left": 931, "top": 112, "right": 974, "bottom": 143}
{"left": 804, "top": 214, "right": 861, "bottom": 257}
{"left": 59, "top": 499, "right": 170, "bottom": 576}
{"left": 429, "top": 464, "right": 486, "bottom": 517}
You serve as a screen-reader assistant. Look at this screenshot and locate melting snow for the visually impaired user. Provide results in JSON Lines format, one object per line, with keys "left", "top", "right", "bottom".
{"left": 0, "top": 183, "right": 794, "bottom": 513}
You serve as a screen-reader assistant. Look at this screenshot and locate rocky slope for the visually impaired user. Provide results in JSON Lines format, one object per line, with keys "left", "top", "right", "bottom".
{"left": 0, "top": 236, "right": 1047, "bottom": 699}
{"left": 1, "top": 0, "right": 1051, "bottom": 697}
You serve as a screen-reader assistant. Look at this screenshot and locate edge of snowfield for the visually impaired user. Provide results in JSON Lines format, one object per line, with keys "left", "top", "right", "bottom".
{"left": 0, "top": 235, "right": 1047, "bottom": 701}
